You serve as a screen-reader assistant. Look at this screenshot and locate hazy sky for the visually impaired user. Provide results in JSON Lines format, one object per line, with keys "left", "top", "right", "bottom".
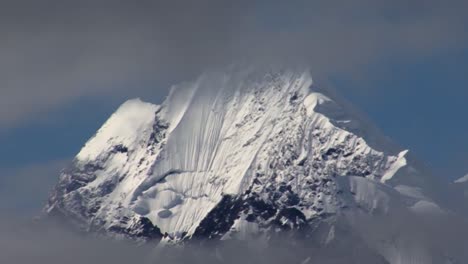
{"left": 0, "top": 0, "right": 467, "bottom": 215}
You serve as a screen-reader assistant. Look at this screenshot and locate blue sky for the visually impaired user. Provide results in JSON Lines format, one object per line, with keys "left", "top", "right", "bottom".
{"left": 0, "top": 0, "right": 467, "bottom": 215}
{"left": 336, "top": 49, "right": 468, "bottom": 179}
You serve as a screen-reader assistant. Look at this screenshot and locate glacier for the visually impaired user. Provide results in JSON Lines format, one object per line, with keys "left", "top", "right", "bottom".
{"left": 45, "top": 67, "right": 458, "bottom": 263}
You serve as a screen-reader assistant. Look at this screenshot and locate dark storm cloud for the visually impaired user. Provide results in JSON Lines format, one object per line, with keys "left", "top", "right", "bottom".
{"left": 0, "top": 0, "right": 467, "bottom": 128}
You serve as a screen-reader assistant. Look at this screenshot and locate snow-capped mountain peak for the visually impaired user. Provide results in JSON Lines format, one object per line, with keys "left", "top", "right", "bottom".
{"left": 45, "top": 67, "right": 450, "bottom": 262}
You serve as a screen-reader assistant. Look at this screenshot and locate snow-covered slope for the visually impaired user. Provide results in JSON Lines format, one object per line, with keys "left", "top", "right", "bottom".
{"left": 455, "top": 174, "right": 468, "bottom": 184}
{"left": 45, "top": 67, "right": 452, "bottom": 263}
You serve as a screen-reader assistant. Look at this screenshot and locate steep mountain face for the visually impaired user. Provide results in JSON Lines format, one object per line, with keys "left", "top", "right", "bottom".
{"left": 45, "top": 68, "right": 451, "bottom": 262}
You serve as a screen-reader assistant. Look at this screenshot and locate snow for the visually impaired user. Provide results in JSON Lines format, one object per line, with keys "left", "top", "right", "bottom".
{"left": 143, "top": 73, "right": 424, "bottom": 237}
{"left": 339, "top": 176, "right": 398, "bottom": 213}
{"left": 454, "top": 173, "right": 468, "bottom": 183}
{"left": 129, "top": 69, "right": 319, "bottom": 237}
{"left": 381, "top": 150, "right": 408, "bottom": 183}
{"left": 303, "top": 92, "right": 331, "bottom": 116}
{"left": 76, "top": 98, "right": 159, "bottom": 162}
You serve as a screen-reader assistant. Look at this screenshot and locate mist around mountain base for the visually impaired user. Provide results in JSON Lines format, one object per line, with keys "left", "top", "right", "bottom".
{"left": 2, "top": 207, "right": 468, "bottom": 264}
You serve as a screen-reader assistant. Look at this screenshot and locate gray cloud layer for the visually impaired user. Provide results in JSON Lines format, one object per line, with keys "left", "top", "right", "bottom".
{"left": 0, "top": 159, "right": 68, "bottom": 215}
{"left": 1, "top": 0, "right": 467, "bottom": 128}
{"left": 1, "top": 209, "right": 468, "bottom": 264}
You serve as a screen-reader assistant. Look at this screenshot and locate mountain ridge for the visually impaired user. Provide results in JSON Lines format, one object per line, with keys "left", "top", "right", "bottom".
{"left": 44, "top": 67, "right": 456, "bottom": 263}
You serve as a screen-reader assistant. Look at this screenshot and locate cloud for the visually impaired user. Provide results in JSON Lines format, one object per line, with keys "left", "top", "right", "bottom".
{"left": 1, "top": 208, "right": 468, "bottom": 264}
{"left": 0, "top": 218, "right": 152, "bottom": 264}
{"left": 0, "top": 159, "right": 69, "bottom": 215}
{"left": 0, "top": 0, "right": 467, "bottom": 128}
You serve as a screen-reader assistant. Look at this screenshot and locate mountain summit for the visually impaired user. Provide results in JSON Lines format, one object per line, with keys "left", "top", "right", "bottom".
{"left": 45, "top": 67, "right": 452, "bottom": 262}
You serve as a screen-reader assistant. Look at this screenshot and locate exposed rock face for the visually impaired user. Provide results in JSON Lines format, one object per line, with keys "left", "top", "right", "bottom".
{"left": 45, "top": 68, "right": 449, "bottom": 263}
